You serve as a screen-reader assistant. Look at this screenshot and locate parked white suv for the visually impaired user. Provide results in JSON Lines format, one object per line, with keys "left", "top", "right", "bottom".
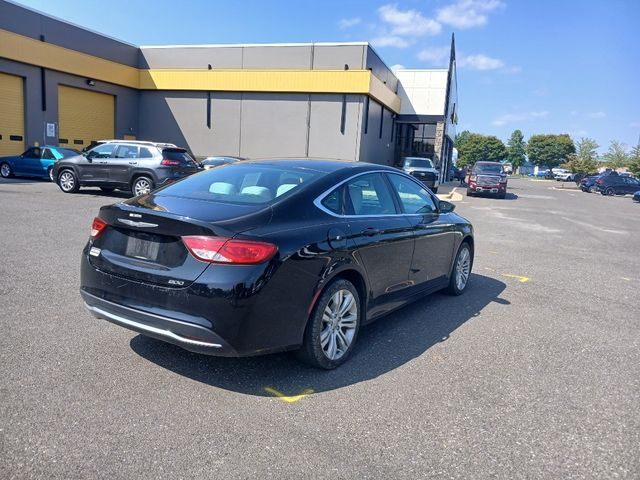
{"left": 554, "top": 169, "right": 574, "bottom": 181}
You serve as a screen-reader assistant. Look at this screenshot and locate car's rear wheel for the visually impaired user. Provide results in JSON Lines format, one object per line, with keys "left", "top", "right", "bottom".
{"left": 58, "top": 170, "right": 79, "bottom": 193}
{"left": 47, "top": 167, "right": 54, "bottom": 182}
{"left": 445, "top": 242, "right": 472, "bottom": 295}
{"left": 605, "top": 187, "right": 615, "bottom": 196}
{"left": 0, "top": 162, "right": 12, "bottom": 178}
{"left": 132, "top": 176, "right": 153, "bottom": 196}
{"left": 297, "top": 279, "right": 361, "bottom": 369}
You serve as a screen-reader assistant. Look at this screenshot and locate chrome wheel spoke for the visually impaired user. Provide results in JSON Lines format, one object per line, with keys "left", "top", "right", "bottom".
{"left": 336, "top": 329, "right": 349, "bottom": 352}
{"left": 320, "top": 288, "right": 358, "bottom": 361}
{"left": 338, "top": 294, "right": 354, "bottom": 316}
{"left": 339, "top": 314, "right": 357, "bottom": 329}
{"left": 320, "top": 328, "right": 331, "bottom": 348}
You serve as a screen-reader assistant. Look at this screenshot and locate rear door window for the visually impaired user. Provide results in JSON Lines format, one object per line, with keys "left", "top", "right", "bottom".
{"left": 115, "top": 145, "right": 139, "bottom": 159}
{"left": 162, "top": 149, "right": 197, "bottom": 166}
{"left": 89, "top": 144, "right": 116, "bottom": 159}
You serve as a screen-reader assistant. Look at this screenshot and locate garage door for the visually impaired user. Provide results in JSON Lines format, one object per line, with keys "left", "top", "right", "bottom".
{"left": 58, "top": 85, "right": 114, "bottom": 149}
{"left": 0, "top": 72, "right": 25, "bottom": 156}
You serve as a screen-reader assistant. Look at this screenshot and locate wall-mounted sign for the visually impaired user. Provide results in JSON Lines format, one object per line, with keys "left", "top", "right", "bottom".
{"left": 46, "top": 123, "right": 56, "bottom": 138}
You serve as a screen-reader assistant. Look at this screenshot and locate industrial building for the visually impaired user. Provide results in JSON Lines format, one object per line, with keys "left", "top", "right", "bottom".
{"left": 0, "top": 0, "right": 458, "bottom": 177}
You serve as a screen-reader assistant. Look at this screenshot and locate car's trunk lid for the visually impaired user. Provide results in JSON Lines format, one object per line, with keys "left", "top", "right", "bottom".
{"left": 88, "top": 199, "right": 271, "bottom": 287}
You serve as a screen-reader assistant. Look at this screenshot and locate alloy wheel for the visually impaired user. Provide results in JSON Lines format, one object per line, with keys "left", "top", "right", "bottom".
{"left": 133, "top": 178, "right": 151, "bottom": 196}
{"left": 455, "top": 246, "right": 471, "bottom": 291}
{"left": 320, "top": 289, "right": 358, "bottom": 361}
{"left": 59, "top": 171, "right": 75, "bottom": 192}
{"left": 48, "top": 168, "right": 54, "bottom": 182}
{"left": 0, "top": 163, "right": 10, "bottom": 178}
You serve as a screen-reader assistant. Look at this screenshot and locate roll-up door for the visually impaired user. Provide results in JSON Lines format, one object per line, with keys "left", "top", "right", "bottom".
{"left": 58, "top": 85, "right": 114, "bottom": 149}
{"left": 0, "top": 72, "right": 25, "bottom": 156}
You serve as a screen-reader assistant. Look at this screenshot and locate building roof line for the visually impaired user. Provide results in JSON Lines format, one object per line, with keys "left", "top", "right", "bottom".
{"left": 140, "top": 41, "right": 371, "bottom": 49}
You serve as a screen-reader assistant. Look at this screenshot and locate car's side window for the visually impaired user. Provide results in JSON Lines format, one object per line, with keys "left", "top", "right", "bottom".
{"left": 42, "top": 149, "right": 55, "bottom": 160}
{"left": 89, "top": 144, "right": 117, "bottom": 159}
{"left": 23, "top": 148, "right": 41, "bottom": 159}
{"left": 345, "top": 173, "right": 397, "bottom": 216}
{"left": 139, "top": 147, "right": 154, "bottom": 158}
{"left": 387, "top": 173, "right": 438, "bottom": 214}
{"left": 321, "top": 187, "right": 343, "bottom": 214}
{"left": 115, "top": 145, "right": 139, "bottom": 159}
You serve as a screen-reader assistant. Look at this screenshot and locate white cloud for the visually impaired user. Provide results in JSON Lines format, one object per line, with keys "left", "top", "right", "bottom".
{"left": 378, "top": 4, "right": 441, "bottom": 37}
{"left": 417, "top": 46, "right": 450, "bottom": 66}
{"left": 389, "top": 64, "right": 406, "bottom": 71}
{"left": 587, "top": 111, "right": 606, "bottom": 119}
{"left": 371, "top": 35, "right": 412, "bottom": 48}
{"left": 338, "top": 17, "right": 361, "bottom": 29}
{"left": 458, "top": 54, "right": 504, "bottom": 70}
{"left": 492, "top": 111, "right": 549, "bottom": 127}
{"left": 437, "top": 0, "right": 505, "bottom": 29}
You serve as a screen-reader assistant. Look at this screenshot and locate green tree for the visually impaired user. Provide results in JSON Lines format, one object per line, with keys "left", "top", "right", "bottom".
{"left": 455, "top": 132, "right": 507, "bottom": 168}
{"left": 527, "top": 134, "right": 576, "bottom": 168}
{"left": 602, "top": 140, "right": 630, "bottom": 169}
{"left": 506, "top": 129, "right": 526, "bottom": 171}
{"left": 628, "top": 142, "right": 640, "bottom": 177}
{"left": 562, "top": 137, "right": 600, "bottom": 174}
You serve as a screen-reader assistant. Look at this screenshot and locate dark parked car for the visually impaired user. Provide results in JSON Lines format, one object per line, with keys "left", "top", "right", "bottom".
{"left": 579, "top": 174, "right": 602, "bottom": 192}
{"left": 466, "top": 161, "right": 508, "bottom": 198}
{"left": 81, "top": 160, "right": 474, "bottom": 369}
{"left": 633, "top": 191, "right": 640, "bottom": 203}
{"left": 52, "top": 141, "right": 201, "bottom": 196}
{"left": 201, "top": 156, "right": 245, "bottom": 170}
{"left": 0, "top": 146, "right": 81, "bottom": 181}
{"left": 594, "top": 174, "right": 640, "bottom": 196}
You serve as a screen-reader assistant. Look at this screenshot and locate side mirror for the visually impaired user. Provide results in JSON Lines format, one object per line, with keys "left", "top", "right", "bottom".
{"left": 439, "top": 200, "right": 456, "bottom": 213}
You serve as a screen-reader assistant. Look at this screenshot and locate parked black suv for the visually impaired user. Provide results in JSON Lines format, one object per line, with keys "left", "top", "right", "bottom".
{"left": 53, "top": 141, "right": 201, "bottom": 196}
{"left": 593, "top": 174, "right": 640, "bottom": 196}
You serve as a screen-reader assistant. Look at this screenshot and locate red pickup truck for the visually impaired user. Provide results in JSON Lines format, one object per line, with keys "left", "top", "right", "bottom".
{"left": 466, "top": 161, "right": 508, "bottom": 199}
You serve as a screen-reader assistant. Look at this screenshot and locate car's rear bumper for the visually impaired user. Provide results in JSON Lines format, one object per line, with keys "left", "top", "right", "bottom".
{"left": 82, "top": 289, "right": 237, "bottom": 356}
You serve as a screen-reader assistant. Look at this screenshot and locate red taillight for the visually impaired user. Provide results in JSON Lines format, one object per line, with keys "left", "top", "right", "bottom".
{"left": 596, "top": 179, "right": 604, "bottom": 185}
{"left": 182, "top": 236, "right": 277, "bottom": 264}
{"left": 90, "top": 217, "right": 107, "bottom": 239}
{"left": 161, "top": 158, "right": 181, "bottom": 166}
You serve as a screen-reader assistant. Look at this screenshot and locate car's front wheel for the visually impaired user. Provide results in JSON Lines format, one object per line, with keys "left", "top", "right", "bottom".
{"left": 0, "top": 162, "right": 12, "bottom": 178}
{"left": 605, "top": 187, "right": 616, "bottom": 196}
{"left": 298, "top": 279, "right": 361, "bottom": 369}
{"left": 445, "top": 242, "right": 473, "bottom": 295}
{"left": 58, "top": 170, "right": 79, "bottom": 193}
{"left": 47, "top": 167, "right": 54, "bottom": 182}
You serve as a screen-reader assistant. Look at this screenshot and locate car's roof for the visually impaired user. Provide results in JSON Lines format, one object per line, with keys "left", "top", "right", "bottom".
{"left": 237, "top": 158, "right": 398, "bottom": 174}
{"left": 475, "top": 161, "right": 502, "bottom": 165}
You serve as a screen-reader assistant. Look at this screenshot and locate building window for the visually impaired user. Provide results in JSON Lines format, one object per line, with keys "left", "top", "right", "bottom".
{"left": 394, "top": 123, "right": 436, "bottom": 164}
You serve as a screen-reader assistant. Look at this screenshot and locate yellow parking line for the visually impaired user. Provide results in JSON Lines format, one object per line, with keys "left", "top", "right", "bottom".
{"left": 264, "top": 386, "right": 314, "bottom": 403}
{"left": 620, "top": 277, "right": 632, "bottom": 282}
{"left": 501, "top": 273, "right": 530, "bottom": 283}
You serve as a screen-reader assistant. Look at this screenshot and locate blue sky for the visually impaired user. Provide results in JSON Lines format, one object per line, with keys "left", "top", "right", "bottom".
{"left": 16, "top": 0, "right": 640, "bottom": 152}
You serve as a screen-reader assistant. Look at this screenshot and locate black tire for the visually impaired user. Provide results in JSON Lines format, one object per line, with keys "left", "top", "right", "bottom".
{"left": 100, "top": 187, "right": 116, "bottom": 193}
{"left": 431, "top": 187, "right": 438, "bottom": 194}
{"left": 0, "top": 162, "right": 12, "bottom": 178}
{"left": 57, "top": 169, "right": 79, "bottom": 193}
{"left": 466, "top": 189, "right": 473, "bottom": 197}
{"left": 131, "top": 176, "right": 154, "bottom": 196}
{"left": 605, "top": 187, "right": 615, "bottom": 196}
{"left": 445, "top": 242, "right": 473, "bottom": 296}
{"left": 47, "top": 167, "right": 54, "bottom": 182}
{"left": 297, "top": 279, "right": 361, "bottom": 369}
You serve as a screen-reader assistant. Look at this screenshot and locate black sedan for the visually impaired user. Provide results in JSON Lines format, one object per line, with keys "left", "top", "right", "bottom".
{"left": 81, "top": 159, "right": 474, "bottom": 368}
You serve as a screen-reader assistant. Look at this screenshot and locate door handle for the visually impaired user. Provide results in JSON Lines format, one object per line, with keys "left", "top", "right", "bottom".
{"left": 128, "top": 161, "right": 138, "bottom": 165}
{"left": 361, "top": 228, "right": 380, "bottom": 237}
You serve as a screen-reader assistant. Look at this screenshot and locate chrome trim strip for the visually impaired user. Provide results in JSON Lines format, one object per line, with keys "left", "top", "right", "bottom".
{"left": 117, "top": 218, "right": 158, "bottom": 228}
{"left": 313, "top": 169, "right": 442, "bottom": 219}
{"left": 85, "top": 302, "right": 223, "bottom": 348}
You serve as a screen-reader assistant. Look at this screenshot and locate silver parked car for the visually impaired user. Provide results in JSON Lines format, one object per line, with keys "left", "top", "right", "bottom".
{"left": 400, "top": 157, "right": 440, "bottom": 193}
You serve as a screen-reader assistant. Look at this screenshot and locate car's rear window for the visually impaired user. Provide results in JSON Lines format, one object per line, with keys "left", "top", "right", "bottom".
{"left": 163, "top": 149, "right": 197, "bottom": 166}
{"left": 156, "top": 164, "right": 321, "bottom": 205}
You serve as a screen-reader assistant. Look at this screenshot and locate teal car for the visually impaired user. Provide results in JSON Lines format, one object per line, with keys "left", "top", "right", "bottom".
{"left": 0, "top": 146, "right": 81, "bottom": 181}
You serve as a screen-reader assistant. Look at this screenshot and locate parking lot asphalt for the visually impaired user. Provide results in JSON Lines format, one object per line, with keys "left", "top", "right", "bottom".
{"left": 1, "top": 177, "right": 638, "bottom": 479}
